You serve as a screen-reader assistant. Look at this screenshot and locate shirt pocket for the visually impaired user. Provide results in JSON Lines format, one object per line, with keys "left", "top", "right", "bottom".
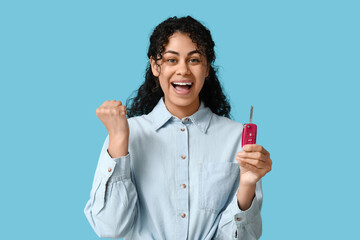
{"left": 199, "top": 162, "right": 239, "bottom": 213}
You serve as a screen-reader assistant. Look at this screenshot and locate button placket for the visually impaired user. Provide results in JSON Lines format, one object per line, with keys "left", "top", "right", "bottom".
{"left": 176, "top": 122, "right": 189, "bottom": 238}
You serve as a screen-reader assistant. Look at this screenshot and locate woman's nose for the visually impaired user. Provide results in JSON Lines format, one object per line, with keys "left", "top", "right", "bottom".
{"left": 176, "top": 60, "right": 190, "bottom": 75}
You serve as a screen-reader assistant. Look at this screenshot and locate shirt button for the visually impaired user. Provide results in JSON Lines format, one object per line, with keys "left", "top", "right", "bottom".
{"left": 236, "top": 217, "right": 242, "bottom": 221}
{"left": 181, "top": 184, "right": 187, "bottom": 189}
{"left": 181, "top": 213, "right": 186, "bottom": 218}
{"left": 180, "top": 128, "right": 185, "bottom": 132}
{"left": 181, "top": 155, "right": 186, "bottom": 159}
{"left": 185, "top": 118, "right": 189, "bottom": 122}
{"left": 108, "top": 168, "right": 112, "bottom": 172}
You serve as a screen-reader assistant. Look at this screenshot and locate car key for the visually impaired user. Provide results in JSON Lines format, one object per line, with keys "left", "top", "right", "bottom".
{"left": 241, "top": 106, "right": 257, "bottom": 147}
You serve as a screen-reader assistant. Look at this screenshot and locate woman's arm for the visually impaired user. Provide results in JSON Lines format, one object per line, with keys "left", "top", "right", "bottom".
{"left": 84, "top": 135, "right": 138, "bottom": 238}
{"left": 84, "top": 100, "right": 138, "bottom": 237}
{"left": 216, "top": 144, "right": 272, "bottom": 239}
{"left": 215, "top": 180, "right": 263, "bottom": 240}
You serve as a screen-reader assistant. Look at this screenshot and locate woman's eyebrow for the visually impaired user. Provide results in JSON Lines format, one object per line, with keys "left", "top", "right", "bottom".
{"left": 164, "top": 50, "right": 201, "bottom": 56}
{"left": 164, "top": 50, "right": 179, "bottom": 55}
{"left": 187, "top": 50, "right": 201, "bottom": 56}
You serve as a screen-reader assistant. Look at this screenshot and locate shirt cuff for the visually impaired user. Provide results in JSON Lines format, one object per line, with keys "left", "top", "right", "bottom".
{"left": 229, "top": 193, "right": 260, "bottom": 226}
{"left": 98, "top": 149, "right": 131, "bottom": 180}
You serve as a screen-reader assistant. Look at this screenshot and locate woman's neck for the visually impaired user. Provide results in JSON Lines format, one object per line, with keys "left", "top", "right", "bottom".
{"left": 163, "top": 98, "right": 200, "bottom": 119}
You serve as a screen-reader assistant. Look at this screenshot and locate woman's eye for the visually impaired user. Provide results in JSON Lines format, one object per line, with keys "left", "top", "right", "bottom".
{"left": 189, "top": 58, "right": 200, "bottom": 63}
{"left": 167, "top": 59, "right": 176, "bottom": 63}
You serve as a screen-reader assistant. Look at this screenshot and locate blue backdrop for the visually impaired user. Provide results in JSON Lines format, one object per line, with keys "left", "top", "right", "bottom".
{"left": 1, "top": 0, "right": 359, "bottom": 239}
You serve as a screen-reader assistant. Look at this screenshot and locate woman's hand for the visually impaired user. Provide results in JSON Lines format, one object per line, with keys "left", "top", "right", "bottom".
{"left": 235, "top": 144, "right": 272, "bottom": 185}
{"left": 96, "top": 100, "right": 129, "bottom": 158}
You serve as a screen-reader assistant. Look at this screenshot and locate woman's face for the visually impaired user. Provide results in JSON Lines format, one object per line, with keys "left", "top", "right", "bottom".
{"left": 151, "top": 32, "right": 209, "bottom": 118}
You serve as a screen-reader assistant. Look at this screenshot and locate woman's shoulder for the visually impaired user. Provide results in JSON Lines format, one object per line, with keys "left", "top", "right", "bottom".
{"left": 127, "top": 114, "right": 157, "bottom": 133}
{"left": 127, "top": 114, "right": 151, "bottom": 127}
{"left": 210, "top": 113, "right": 243, "bottom": 129}
{"left": 207, "top": 113, "right": 243, "bottom": 146}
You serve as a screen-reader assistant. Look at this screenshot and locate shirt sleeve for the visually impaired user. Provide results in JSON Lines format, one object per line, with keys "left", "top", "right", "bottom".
{"left": 84, "top": 135, "right": 138, "bottom": 239}
{"left": 215, "top": 180, "right": 263, "bottom": 240}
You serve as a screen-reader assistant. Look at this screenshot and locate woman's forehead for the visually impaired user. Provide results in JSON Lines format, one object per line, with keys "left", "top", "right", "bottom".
{"left": 163, "top": 32, "right": 202, "bottom": 54}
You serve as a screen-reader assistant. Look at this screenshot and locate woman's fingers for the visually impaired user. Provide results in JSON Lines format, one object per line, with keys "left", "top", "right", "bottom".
{"left": 237, "top": 151, "right": 267, "bottom": 162}
{"left": 243, "top": 144, "right": 270, "bottom": 157}
{"left": 236, "top": 145, "right": 272, "bottom": 184}
{"left": 236, "top": 157, "right": 268, "bottom": 169}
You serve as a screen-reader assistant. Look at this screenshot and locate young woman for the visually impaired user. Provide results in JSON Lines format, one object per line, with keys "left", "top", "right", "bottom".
{"left": 84, "top": 16, "right": 272, "bottom": 240}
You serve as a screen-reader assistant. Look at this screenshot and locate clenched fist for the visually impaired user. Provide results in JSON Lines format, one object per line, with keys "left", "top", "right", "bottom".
{"left": 96, "top": 100, "right": 129, "bottom": 158}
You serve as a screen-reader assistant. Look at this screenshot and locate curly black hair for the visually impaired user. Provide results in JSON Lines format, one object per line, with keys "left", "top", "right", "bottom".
{"left": 126, "top": 16, "right": 231, "bottom": 118}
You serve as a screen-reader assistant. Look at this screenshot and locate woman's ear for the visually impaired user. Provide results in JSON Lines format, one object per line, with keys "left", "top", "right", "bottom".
{"left": 150, "top": 57, "right": 160, "bottom": 77}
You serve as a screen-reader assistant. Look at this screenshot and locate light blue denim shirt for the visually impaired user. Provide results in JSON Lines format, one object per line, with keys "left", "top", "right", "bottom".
{"left": 84, "top": 97, "right": 263, "bottom": 240}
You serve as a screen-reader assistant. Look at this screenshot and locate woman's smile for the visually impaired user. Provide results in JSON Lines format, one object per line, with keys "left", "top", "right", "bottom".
{"left": 171, "top": 80, "right": 193, "bottom": 95}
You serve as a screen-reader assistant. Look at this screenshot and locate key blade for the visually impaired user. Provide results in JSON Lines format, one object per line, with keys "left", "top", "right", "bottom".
{"left": 250, "top": 106, "right": 253, "bottom": 123}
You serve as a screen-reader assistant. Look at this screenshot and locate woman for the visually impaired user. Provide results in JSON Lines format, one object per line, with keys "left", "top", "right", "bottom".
{"left": 84, "top": 16, "right": 272, "bottom": 240}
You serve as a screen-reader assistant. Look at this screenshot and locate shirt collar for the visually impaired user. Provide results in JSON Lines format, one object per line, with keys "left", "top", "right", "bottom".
{"left": 146, "top": 97, "right": 213, "bottom": 133}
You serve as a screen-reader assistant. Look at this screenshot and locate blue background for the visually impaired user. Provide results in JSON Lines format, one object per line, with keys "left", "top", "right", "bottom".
{"left": 1, "top": 0, "right": 359, "bottom": 239}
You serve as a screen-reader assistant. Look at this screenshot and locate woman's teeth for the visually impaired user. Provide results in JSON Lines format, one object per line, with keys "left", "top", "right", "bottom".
{"left": 172, "top": 82, "right": 193, "bottom": 89}
{"left": 173, "top": 82, "right": 192, "bottom": 86}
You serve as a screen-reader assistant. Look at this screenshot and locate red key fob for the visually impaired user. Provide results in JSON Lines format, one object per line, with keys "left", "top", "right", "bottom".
{"left": 242, "top": 106, "right": 257, "bottom": 147}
